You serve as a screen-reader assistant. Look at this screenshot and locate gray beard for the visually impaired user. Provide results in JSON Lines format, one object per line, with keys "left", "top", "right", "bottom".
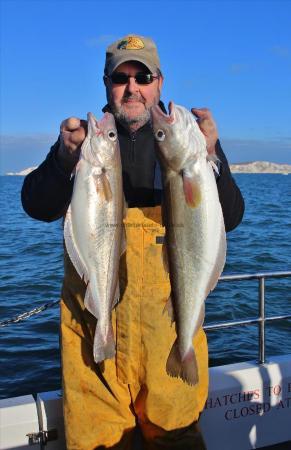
{"left": 111, "top": 104, "right": 151, "bottom": 131}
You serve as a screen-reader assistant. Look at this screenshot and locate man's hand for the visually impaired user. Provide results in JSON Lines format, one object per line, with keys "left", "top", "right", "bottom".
{"left": 191, "top": 108, "right": 218, "bottom": 156}
{"left": 58, "top": 117, "right": 87, "bottom": 172}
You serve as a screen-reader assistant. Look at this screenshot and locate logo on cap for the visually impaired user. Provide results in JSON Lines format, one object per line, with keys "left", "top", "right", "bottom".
{"left": 117, "top": 36, "right": 145, "bottom": 50}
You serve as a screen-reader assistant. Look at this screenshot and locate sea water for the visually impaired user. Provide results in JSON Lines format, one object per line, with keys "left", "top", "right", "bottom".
{"left": 0, "top": 174, "right": 290, "bottom": 399}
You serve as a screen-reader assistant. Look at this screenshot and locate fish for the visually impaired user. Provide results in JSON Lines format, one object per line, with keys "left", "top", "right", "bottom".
{"left": 64, "top": 111, "right": 125, "bottom": 363}
{"left": 150, "top": 102, "right": 226, "bottom": 385}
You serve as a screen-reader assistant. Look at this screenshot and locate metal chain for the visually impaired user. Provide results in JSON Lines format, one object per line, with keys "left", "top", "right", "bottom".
{"left": 0, "top": 300, "right": 60, "bottom": 327}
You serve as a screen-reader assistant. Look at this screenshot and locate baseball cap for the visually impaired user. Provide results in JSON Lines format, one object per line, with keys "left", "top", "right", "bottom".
{"left": 104, "top": 34, "right": 161, "bottom": 75}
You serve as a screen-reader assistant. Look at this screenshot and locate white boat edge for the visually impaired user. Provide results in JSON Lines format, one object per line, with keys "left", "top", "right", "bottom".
{"left": 0, "top": 354, "right": 290, "bottom": 449}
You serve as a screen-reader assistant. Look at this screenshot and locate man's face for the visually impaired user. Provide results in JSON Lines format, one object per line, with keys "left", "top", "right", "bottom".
{"left": 105, "top": 61, "right": 163, "bottom": 130}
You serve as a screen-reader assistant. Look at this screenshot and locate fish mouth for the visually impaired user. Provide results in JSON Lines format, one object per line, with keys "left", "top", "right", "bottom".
{"left": 98, "top": 112, "right": 116, "bottom": 131}
{"left": 151, "top": 101, "right": 176, "bottom": 124}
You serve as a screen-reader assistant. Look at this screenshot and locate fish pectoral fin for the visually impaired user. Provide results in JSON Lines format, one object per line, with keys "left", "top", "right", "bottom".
{"left": 94, "top": 172, "right": 112, "bottom": 202}
{"left": 166, "top": 340, "right": 199, "bottom": 386}
{"left": 182, "top": 176, "right": 201, "bottom": 208}
{"left": 64, "top": 206, "right": 89, "bottom": 282}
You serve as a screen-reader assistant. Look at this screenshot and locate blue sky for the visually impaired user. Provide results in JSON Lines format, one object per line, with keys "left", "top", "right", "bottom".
{"left": 1, "top": 0, "right": 290, "bottom": 173}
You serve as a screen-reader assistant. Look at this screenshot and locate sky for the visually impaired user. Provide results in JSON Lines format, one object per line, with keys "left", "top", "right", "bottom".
{"left": 0, "top": 0, "right": 291, "bottom": 174}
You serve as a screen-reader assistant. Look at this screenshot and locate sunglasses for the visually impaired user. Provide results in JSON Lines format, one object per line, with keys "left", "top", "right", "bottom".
{"left": 106, "top": 72, "right": 159, "bottom": 85}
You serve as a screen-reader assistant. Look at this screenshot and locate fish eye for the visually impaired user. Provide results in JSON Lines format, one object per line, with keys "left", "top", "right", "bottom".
{"left": 107, "top": 130, "right": 117, "bottom": 141}
{"left": 155, "top": 129, "right": 166, "bottom": 141}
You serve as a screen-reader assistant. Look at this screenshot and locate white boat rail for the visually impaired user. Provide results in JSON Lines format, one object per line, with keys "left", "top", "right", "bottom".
{"left": 204, "top": 270, "right": 291, "bottom": 364}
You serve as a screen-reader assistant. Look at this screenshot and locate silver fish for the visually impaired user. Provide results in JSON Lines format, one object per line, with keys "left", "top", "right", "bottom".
{"left": 64, "top": 112, "right": 125, "bottom": 363}
{"left": 151, "top": 102, "right": 226, "bottom": 385}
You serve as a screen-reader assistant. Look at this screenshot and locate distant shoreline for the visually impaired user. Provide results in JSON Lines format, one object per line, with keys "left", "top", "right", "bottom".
{"left": 4, "top": 161, "right": 291, "bottom": 176}
{"left": 229, "top": 161, "right": 291, "bottom": 174}
{"left": 5, "top": 167, "right": 38, "bottom": 176}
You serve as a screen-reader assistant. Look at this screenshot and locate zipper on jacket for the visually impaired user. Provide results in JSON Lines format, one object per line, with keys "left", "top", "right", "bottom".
{"left": 130, "top": 133, "right": 136, "bottom": 163}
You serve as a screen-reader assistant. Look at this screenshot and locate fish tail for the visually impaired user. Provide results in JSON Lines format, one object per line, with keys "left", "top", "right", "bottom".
{"left": 166, "top": 340, "right": 199, "bottom": 386}
{"left": 93, "top": 320, "right": 116, "bottom": 363}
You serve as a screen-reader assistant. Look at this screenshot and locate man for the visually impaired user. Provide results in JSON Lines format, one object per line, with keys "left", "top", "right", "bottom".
{"left": 21, "top": 34, "right": 244, "bottom": 450}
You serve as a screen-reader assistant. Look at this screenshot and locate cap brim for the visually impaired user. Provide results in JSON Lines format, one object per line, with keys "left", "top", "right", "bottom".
{"left": 108, "top": 54, "right": 158, "bottom": 75}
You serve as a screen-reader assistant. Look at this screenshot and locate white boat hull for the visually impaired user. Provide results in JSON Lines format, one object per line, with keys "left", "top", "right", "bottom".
{"left": 1, "top": 355, "right": 291, "bottom": 449}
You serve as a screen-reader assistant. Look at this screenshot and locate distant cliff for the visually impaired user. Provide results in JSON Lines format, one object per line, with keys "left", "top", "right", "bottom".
{"left": 5, "top": 167, "right": 37, "bottom": 176}
{"left": 5, "top": 161, "right": 291, "bottom": 176}
{"left": 230, "top": 161, "right": 291, "bottom": 174}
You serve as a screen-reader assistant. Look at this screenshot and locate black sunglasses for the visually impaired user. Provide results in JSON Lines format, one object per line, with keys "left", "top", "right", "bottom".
{"left": 106, "top": 72, "right": 159, "bottom": 85}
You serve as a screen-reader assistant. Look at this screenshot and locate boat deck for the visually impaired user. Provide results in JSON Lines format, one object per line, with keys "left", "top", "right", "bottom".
{"left": 132, "top": 431, "right": 291, "bottom": 449}
{"left": 262, "top": 443, "right": 291, "bottom": 449}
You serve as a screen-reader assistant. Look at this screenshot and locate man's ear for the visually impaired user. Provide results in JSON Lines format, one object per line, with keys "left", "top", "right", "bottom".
{"left": 103, "top": 76, "right": 111, "bottom": 103}
{"left": 158, "top": 74, "right": 164, "bottom": 90}
{"left": 103, "top": 75, "right": 109, "bottom": 87}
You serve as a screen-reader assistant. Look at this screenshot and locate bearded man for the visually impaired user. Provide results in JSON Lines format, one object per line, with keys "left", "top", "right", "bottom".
{"left": 21, "top": 34, "right": 244, "bottom": 450}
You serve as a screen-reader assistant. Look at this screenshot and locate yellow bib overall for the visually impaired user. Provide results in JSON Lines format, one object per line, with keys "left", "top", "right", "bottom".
{"left": 61, "top": 206, "right": 208, "bottom": 449}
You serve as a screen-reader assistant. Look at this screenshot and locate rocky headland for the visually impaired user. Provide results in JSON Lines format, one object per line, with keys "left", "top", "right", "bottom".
{"left": 5, "top": 161, "right": 291, "bottom": 175}
{"left": 5, "top": 167, "right": 38, "bottom": 176}
{"left": 230, "top": 161, "right": 291, "bottom": 174}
